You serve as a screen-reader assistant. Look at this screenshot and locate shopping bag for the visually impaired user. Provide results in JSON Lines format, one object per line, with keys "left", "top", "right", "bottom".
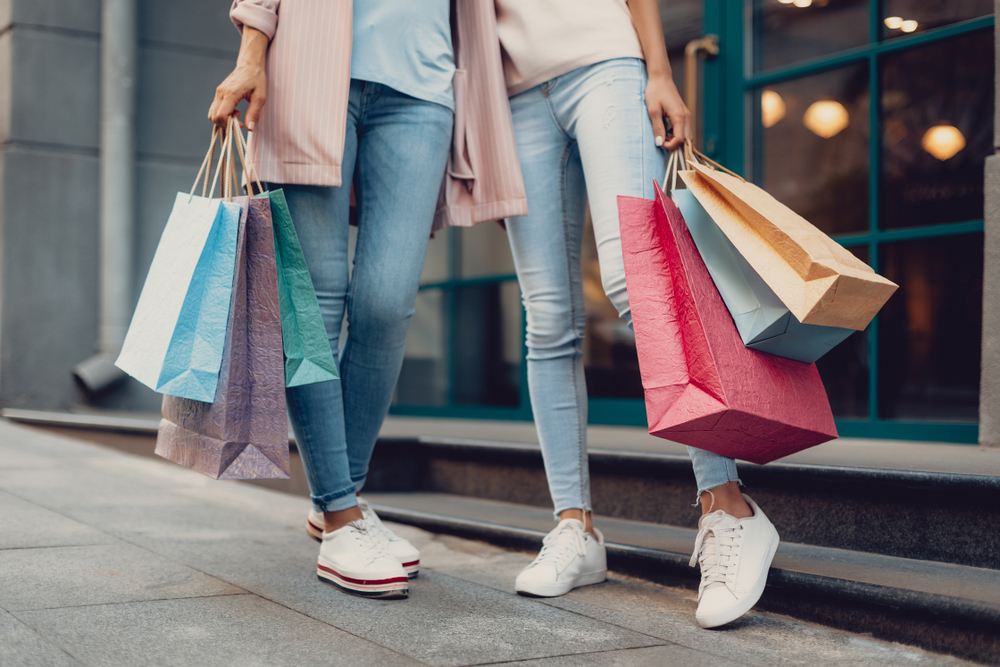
{"left": 617, "top": 184, "right": 838, "bottom": 464}
{"left": 679, "top": 149, "right": 897, "bottom": 331}
{"left": 231, "top": 125, "right": 339, "bottom": 387}
{"left": 665, "top": 151, "right": 854, "bottom": 363}
{"left": 156, "top": 119, "right": 289, "bottom": 480}
{"left": 116, "top": 127, "right": 241, "bottom": 402}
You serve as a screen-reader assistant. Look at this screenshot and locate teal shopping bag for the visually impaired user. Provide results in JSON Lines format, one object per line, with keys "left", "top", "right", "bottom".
{"left": 266, "top": 189, "right": 340, "bottom": 386}
{"left": 230, "top": 126, "right": 339, "bottom": 386}
{"left": 666, "top": 151, "right": 852, "bottom": 364}
{"left": 117, "top": 127, "right": 242, "bottom": 402}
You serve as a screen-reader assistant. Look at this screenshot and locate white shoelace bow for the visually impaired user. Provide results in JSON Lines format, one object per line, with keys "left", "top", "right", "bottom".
{"left": 689, "top": 511, "right": 741, "bottom": 589}
{"left": 531, "top": 520, "right": 589, "bottom": 570}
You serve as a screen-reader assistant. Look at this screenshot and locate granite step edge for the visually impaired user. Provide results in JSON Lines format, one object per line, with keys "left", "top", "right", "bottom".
{"left": 367, "top": 494, "right": 1000, "bottom": 627}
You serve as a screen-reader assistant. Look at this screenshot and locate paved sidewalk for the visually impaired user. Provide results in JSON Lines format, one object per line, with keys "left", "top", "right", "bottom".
{"left": 0, "top": 421, "right": 975, "bottom": 666}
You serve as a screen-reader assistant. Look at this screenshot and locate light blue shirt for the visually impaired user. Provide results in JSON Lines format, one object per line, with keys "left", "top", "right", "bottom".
{"left": 351, "top": 2, "right": 455, "bottom": 111}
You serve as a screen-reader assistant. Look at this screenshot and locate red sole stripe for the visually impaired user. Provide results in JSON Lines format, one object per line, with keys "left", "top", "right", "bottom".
{"left": 317, "top": 563, "right": 409, "bottom": 586}
{"left": 401, "top": 560, "right": 419, "bottom": 568}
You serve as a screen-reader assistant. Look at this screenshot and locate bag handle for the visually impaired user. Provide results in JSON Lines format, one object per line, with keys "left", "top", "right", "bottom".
{"left": 684, "top": 142, "right": 746, "bottom": 183}
{"left": 230, "top": 118, "right": 264, "bottom": 196}
{"left": 189, "top": 125, "right": 220, "bottom": 198}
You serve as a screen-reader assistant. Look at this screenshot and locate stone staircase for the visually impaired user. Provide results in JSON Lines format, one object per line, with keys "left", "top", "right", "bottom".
{"left": 359, "top": 423, "right": 1000, "bottom": 665}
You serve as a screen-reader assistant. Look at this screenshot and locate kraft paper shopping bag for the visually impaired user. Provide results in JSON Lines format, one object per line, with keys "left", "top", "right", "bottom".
{"left": 679, "top": 149, "right": 897, "bottom": 331}
{"left": 665, "top": 151, "right": 854, "bottom": 363}
{"left": 618, "top": 184, "right": 837, "bottom": 464}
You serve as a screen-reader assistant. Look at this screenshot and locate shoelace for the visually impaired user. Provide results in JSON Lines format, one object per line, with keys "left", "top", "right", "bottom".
{"left": 357, "top": 499, "right": 393, "bottom": 545}
{"left": 347, "top": 519, "right": 393, "bottom": 566}
{"left": 689, "top": 511, "right": 741, "bottom": 589}
{"left": 530, "top": 520, "right": 589, "bottom": 571}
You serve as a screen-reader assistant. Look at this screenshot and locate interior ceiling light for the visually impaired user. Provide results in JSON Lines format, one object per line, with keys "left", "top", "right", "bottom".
{"left": 922, "top": 124, "right": 966, "bottom": 161}
{"left": 793, "top": 0, "right": 812, "bottom": 6}
{"left": 884, "top": 16, "right": 904, "bottom": 29}
{"left": 901, "top": 19, "right": 918, "bottom": 32}
{"left": 761, "top": 90, "right": 786, "bottom": 128}
{"left": 803, "top": 100, "right": 849, "bottom": 138}
{"left": 778, "top": 0, "right": 794, "bottom": 4}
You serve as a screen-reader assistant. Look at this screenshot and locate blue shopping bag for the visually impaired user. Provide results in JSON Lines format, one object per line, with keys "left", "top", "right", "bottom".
{"left": 117, "top": 128, "right": 242, "bottom": 402}
{"left": 666, "top": 151, "right": 853, "bottom": 364}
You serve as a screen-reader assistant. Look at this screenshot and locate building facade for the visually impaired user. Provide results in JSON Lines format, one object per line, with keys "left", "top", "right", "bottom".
{"left": 0, "top": 0, "right": 995, "bottom": 447}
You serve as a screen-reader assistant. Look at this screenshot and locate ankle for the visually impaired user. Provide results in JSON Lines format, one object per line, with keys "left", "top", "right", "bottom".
{"left": 558, "top": 508, "right": 596, "bottom": 536}
{"left": 324, "top": 505, "right": 364, "bottom": 533}
{"left": 700, "top": 482, "right": 752, "bottom": 519}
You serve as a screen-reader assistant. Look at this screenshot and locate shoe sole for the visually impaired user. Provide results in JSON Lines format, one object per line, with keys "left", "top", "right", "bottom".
{"left": 696, "top": 531, "right": 779, "bottom": 629}
{"left": 316, "top": 560, "right": 409, "bottom": 599}
{"left": 515, "top": 569, "right": 608, "bottom": 598}
{"left": 309, "top": 519, "right": 420, "bottom": 579}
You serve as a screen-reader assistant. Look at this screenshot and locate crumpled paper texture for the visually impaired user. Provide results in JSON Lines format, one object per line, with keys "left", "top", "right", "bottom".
{"left": 681, "top": 164, "right": 897, "bottom": 331}
{"left": 266, "top": 189, "right": 339, "bottom": 387}
{"left": 156, "top": 197, "right": 290, "bottom": 479}
{"left": 673, "top": 187, "right": 853, "bottom": 364}
{"left": 618, "top": 186, "right": 837, "bottom": 465}
{"left": 116, "top": 193, "right": 241, "bottom": 402}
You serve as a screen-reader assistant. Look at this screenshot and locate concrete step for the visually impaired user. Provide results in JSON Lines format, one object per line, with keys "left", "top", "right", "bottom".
{"left": 364, "top": 491, "right": 1000, "bottom": 665}
{"left": 364, "top": 435, "right": 1000, "bottom": 571}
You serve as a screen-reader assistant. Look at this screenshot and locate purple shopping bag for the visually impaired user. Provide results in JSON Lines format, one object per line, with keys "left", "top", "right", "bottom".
{"left": 155, "top": 195, "right": 290, "bottom": 479}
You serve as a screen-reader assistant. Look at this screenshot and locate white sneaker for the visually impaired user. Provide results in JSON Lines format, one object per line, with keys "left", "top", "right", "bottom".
{"left": 307, "top": 498, "right": 420, "bottom": 578}
{"left": 515, "top": 519, "right": 607, "bottom": 597}
{"left": 316, "top": 519, "right": 409, "bottom": 599}
{"left": 689, "top": 495, "right": 779, "bottom": 628}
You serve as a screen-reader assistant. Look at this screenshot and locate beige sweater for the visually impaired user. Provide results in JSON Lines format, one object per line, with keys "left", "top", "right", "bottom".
{"left": 495, "top": 0, "right": 645, "bottom": 96}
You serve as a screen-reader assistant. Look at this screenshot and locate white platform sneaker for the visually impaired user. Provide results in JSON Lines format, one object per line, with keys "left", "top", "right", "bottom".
{"left": 316, "top": 519, "right": 409, "bottom": 599}
{"left": 515, "top": 519, "right": 607, "bottom": 597}
{"left": 307, "top": 497, "right": 420, "bottom": 578}
{"left": 689, "top": 494, "right": 779, "bottom": 628}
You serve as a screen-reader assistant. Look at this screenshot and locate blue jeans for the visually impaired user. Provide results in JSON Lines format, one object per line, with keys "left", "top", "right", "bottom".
{"left": 504, "top": 59, "right": 740, "bottom": 515}
{"left": 279, "top": 81, "right": 453, "bottom": 513}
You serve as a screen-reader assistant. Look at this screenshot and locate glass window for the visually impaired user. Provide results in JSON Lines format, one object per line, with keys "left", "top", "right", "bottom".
{"left": 877, "top": 234, "right": 983, "bottom": 422}
{"left": 453, "top": 281, "right": 522, "bottom": 407}
{"left": 754, "top": 0, "right": 869, "bottom": 72}
{"left": 755, "top": 63, "right": 870, "bottom": 235}
{"left": 395, "top": 289, "right": 448, "bottom": 406}
{"left": 880, "top": 30, "right": 994, "bottom": 230}
{"left": 816, "top": 245, "right": 870, "bottom": 418}
{"left": 882, "top": 0, "right": 992, "bottom": 40}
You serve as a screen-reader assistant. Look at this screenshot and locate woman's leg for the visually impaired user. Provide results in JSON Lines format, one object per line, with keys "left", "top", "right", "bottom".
{"left": 280, "top": 82, "right": 362, "bottom": 521}
{"left": 506, "top": 84, "right": 591, "bottom": 521}
{"left": 557, "top": 58, "right": 774, "bottom": 626}
{"left": 341, "top": 83, "right": 454, "bottom": 492}
{"left": 505, "top": 83, "right": 608, "bottom": 598}
{"left": 550, "top": 58, "right": 748, "bottom": 517}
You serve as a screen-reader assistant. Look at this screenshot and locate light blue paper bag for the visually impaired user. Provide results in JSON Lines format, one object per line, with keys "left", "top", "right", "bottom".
{"left": 117, "top": 128, "right": 243, "bottom": 402}
{"left": 667, "top": 152, "right": 852, "bottom": 364}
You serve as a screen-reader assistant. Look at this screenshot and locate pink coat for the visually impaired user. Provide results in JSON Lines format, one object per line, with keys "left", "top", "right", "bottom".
{"left": 230, "top": 0, "right": 528, "bottom": 231}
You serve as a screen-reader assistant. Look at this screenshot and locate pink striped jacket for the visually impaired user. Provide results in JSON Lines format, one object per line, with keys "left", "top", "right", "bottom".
{"left": 230, "top": 0, "right": 528, "bottom": 231}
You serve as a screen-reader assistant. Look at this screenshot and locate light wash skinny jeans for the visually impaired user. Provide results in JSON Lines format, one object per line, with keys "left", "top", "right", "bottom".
{"left": 505, "top": 58, "right": 740, "bottom": 516}
{"left": 279, "top": 81, "right": 453, "bottom": 513}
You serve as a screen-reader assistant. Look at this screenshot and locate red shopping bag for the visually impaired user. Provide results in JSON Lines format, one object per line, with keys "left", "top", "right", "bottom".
{"left": 617, "top": 185, "right": 837, "bottom": 464}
